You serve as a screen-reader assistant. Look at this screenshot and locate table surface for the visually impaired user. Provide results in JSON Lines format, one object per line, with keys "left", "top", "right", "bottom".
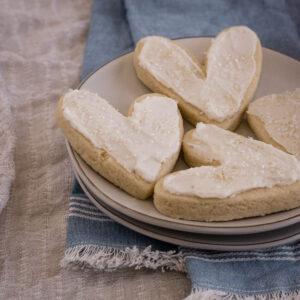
{"left": 0, "top": 0, "right": 190, "bottom": 298}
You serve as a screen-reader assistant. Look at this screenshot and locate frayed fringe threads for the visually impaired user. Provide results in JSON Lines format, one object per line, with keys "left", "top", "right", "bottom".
{"left": 61, "top": 246, "right": 300, "bottom": 300}
{"left": 60, "top": 245, "right": 186, "bottom": 272}
{"left": 185, "top": 288, "right": 300, "bottom": 300}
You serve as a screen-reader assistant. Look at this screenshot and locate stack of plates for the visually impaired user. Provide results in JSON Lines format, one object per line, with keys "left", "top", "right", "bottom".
{"left": 67, "top": 37, "right": 300, "bottom": 250}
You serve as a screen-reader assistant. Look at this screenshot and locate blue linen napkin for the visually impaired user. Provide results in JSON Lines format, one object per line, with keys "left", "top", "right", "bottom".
{"left": 62, "top": 0, "right": 300, "bottom": 298}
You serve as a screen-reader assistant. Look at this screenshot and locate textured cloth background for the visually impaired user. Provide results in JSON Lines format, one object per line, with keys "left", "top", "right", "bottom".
{"left": 0, "top": 0, "right": 190, "bottom": 299}
{"left": 0, "top": 73, "right": 15, "bottom": 214}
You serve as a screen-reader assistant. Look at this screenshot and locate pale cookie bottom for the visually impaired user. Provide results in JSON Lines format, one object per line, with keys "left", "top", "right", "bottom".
{"left": 56, "top": 94, "right": 183, "bottom": 200}
{"left": 154, "top": 178, "right": 300, "bottom": 221}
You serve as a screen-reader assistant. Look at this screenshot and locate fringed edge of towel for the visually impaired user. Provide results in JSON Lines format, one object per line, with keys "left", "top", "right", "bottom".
{"left": 184, "top": 288, "right": 300, "bottom": 300}
{"left": 60, "top": 244, "right": 186, "bottom": 272}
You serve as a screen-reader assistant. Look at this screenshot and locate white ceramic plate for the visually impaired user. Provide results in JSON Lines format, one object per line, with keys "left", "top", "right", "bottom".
{"left": 70, "top": 37, "right": 300, "bottom": 235}
{"left": 74, "top": 169, "right": 300, "bottom": 250}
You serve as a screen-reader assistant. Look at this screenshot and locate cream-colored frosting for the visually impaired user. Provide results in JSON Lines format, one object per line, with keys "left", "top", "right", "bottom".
{"left": 248, "top": 89, "right": 300, "bottom": 159}
{"left": 62, "top": 90, "right": 181, "bottom": 182}
{"left": 138, "top": 26, "right": 258, "bottom": 122}
{"left": 163, "top": 123, "right": 300, "bottom": 198}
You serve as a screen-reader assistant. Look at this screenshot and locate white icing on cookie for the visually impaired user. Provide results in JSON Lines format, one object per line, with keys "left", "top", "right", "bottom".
{"left": 138, "top": 26, "right": 258, "bottom": 122}
{"left": 163, "top": 123, "right": 299, "bottom": 198}
{"left": 62, "top": 90, "right": 181, "bottom": 182}
{"left": 247, "top": 89, "right": 300, "bottom": 159}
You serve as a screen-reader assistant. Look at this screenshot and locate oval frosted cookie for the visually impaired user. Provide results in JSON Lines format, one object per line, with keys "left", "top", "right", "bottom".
{"left": 154, "top": 123, "right": 300, "bottom": 221}
{"left": 247, "top": 89, "right": 300, "bottom": 160}
{"left": 56, "top": 90, "right": 183, "bottom": 199}
{"left": 134, "top": 26, "right": 263, "bottom": 130}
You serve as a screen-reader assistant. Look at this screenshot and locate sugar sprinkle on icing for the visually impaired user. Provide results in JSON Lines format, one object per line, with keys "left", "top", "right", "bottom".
{"left": 138, "top": 26, "right": 258, "bottom": 122}
{"left": 62, "top": 90, "right": 181, "bottom": 182}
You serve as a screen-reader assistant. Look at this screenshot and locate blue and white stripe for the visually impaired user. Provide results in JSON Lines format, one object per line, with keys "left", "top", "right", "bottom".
{"left": 69, "top": 196, "right": 113, "bottom": 222}
{"left": 181, "top": 243, "right": 300, "bottom": 262}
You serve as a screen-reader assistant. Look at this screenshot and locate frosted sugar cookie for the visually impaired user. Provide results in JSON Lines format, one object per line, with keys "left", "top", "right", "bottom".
{"left": 154, "top": 123, "right": 300, "bottom": 221}
{"left": 247, "top": 89, "right": 300, "bottom": 159}
{"left": 56, "top": 90, "right": 183, "bottom": 199}
{"left": 134, "top": 26, "right": 262, "bottom": 130}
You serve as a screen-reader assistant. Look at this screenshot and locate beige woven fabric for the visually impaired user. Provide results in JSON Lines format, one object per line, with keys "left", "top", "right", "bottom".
{"left": 0, "top": 0, "right": 190, "bottom": 299}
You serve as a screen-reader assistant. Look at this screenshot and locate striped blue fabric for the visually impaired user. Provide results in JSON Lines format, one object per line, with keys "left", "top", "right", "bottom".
{"left": 182, "top": 245, "right": 300, "bottom": 296}
{"left": 64, "top": 0, "right": 300, "bottom": 297}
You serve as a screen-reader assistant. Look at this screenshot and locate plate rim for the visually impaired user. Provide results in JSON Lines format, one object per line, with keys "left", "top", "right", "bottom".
{"left": 78, "top": 36, "right": 299, "bottom": 90}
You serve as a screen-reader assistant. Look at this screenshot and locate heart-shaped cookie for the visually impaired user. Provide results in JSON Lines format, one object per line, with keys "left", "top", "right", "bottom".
{"left": 56, "top": 90, "right": 183, "bottom": 199}
{"left": 247, "top": 89, "right": 300, "bottom": 159}
{"left": 134, "top": 26, "right": 262, "bottom": 130}
{"left": 154, "top": 123, "right": 300, "bottom": 221}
